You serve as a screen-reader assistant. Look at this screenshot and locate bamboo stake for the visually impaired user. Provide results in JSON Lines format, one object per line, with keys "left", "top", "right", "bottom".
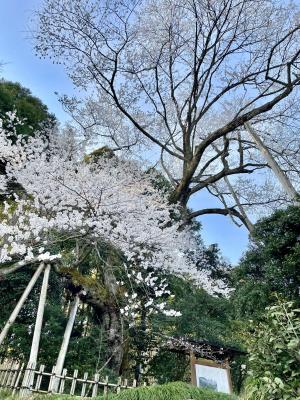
{"left": 28, "top": 264, "right": 51, "bottom": 364}
{"left": 244, "top": 122, "right": 299, "bottom": 202}
{"left": 51, "top": 294, "right": 80, "bottom": 392}
{"left": 0, "top": 263, "right": 45, "bottom": 346}
{"left": 21, "top": 264, "right": 51, "bottom": 396}
{"left": 224, "top": 176, "right": 254, "bottom": 232}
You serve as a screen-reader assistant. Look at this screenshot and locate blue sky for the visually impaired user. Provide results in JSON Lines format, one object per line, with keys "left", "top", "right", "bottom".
{"left": 0, "top": 0, "right": 249, "bottom": 264}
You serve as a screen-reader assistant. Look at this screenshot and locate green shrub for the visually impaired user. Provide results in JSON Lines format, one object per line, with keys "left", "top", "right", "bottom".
{"left": 107, "top": 382, "right": 237, "bottom": 400}
{"left": 243, "top": 299, "right": 300, "bottom": 400}
{"left": 1, "top": 382, "right": 238, "bottom": 400}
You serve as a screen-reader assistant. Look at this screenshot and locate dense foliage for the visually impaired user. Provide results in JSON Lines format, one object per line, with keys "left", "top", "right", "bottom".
{"left": 0, "top": 382, "right": 238, "bottom": 400}
{"left": 0, "top": 80, "right": 55, "bottom": 139}
{"left": 244, "top": 299, "right": 300, "bottom": 400}
{"left": 231, "top": 206, "right": 300, "bottom": 319}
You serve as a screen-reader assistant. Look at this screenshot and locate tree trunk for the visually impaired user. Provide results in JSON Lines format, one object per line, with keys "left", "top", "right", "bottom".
{"left": 0, "top": 263, "right": 45, "bottom": 346}
{"left": 103, "top": 307, "right": 124, "bottom": 374}
{"left": 244, "top": 122, "right": 299, "bottom": 202}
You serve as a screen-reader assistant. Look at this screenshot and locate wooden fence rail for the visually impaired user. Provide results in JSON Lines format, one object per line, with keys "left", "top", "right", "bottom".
{"left": 0, "top": 359, "right": 138, "bottom": 398}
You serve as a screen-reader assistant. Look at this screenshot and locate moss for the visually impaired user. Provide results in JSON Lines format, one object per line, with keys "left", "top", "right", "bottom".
{"left": 58, "top": 266, "right": 109, "bottom": 300}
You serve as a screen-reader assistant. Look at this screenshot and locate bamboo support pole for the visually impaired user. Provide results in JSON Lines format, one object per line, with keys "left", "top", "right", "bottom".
{"left": 51, "top": 294, "right": 80, "bottom": 392}
{"left": 0, "top": 263, "right": 45, "bottom": 346}
{"left": 28, "top": 264, "right": 51, "bottom": 364}
{"left": 21, "top": 264, "right": 51, "bottom": 396}
{"left": 244, "top": 122, "right": 299, "bottom": 202}
{"left": 223, "top": 176, "right": 254, "bottom": 232}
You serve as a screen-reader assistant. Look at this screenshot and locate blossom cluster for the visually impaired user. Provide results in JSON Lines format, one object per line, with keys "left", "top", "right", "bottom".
{"left": 119, "top": 268, "right": 181, "bottom": 324}
{"left": 0, "top": 114, "right": 211, "bottom": 286}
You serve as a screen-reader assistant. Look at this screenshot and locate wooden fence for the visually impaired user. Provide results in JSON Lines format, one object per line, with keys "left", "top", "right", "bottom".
{"left": 0, "top": 359, "right": 139, "bottom": 398}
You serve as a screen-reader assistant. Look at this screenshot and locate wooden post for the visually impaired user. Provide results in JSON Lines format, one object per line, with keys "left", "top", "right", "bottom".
{"left": 103, "top": 375, "right": 109, "bottom": 398}
{"left": 59, "top": 368, "right": 67, "bottom": 394}
{"left": 244, "top": 122, "right": 299, "bottom": 202}
{"left": 48, "top": 365, "right": 57, "bottom": 394}
{"left": 70, "top": 369, "right": 78, "bottom": 395}
{"left": 2, "top": 360, "right": 13, "bottom": 387}
{"left": 0, "top": 263, "right": 45, "bottom": 346}
{"left": 21, "top": 264, "right": 51, "bottom": 396}
{"left": 81, "top": 372, "right": 88, "bottom": 397}
{"left": 34, "top": 364, "right": 45, "bottom": 392}
{"left": 190, "top": 351, "right": 196, "bottom": 386}
{"left": 92, "top": 373, "right": 99, "bottom": 397}
{"left": 51, "top": 294, "right": 80, "bottom": 392}
{"left": 20, "top": 361, "right": 36, "bottom": 397}
{"left": 10, "top": 361, "right": 20, "bottom": 389}
{"left": 117, "top": 377, "right": 122, "bottom": 394}
{"left": 28, "top": 264, "right": 51, "bottom": 364}
{"left": 12, "top": 362, "right": 24, "bottom": 395}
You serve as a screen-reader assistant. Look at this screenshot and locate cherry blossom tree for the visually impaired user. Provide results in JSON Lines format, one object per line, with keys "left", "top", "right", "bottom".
{"left": 0, "top": 113, "right": 208, "bottom": 282}
{"left": 33, "top": 0, "right": 300, "bottom": 229}
{"left": 1, "top": 112, "right": 230, "bottom": 373}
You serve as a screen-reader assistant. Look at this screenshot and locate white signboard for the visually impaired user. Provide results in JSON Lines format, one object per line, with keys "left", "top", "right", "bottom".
{"left": 195, "top": 362, "right": 231, "bottom": 394}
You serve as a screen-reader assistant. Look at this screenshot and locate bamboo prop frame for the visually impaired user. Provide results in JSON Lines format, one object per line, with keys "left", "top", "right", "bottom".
{"left": 0, "top": 262, "right": 45, "bottom": 346}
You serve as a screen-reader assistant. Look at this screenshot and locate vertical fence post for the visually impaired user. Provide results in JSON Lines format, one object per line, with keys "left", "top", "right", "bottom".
{"left": 34, "top": 364, "right": 45, "bottom": 392}
{"left": 59, "top": 368, "right": 67, "bottom": 394}
{"left": 10, "top": 361, "right": 20, "bottom": 389}
{"left": 48, "top": 365, "right": 57, "bottom": 393}
{"left": 91, "top": 373, "right": 99, "bottom": 398}
{"left": 70, "top": 369, "right": 78, "bottom": 395}
{"left": 1, "top": 360, "right": 13, "bottom": 387}
{"left": 103, "top": 375, "right": 109, "bottom": 398}
{"left": 20, "top": 361, "right": 36, "bottom": 397}
{"left": 12, "top": 362, "right": 24, "bottom": 395}
{"left": 81, "top": 372, "right": 88, "bottom": 397}
{"left": 117, "top": 377, "right": 122, "bottom": 394}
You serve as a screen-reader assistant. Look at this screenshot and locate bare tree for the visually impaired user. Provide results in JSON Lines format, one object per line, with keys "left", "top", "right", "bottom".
{"left": 34, "top": 0, "right": 300, "bottom": 228}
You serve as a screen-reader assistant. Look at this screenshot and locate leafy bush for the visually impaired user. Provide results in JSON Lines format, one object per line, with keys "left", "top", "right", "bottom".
{"left": 1, "top": 382, "right": 238, "bottom": 400}
{"left": 106, "top": 382, "right": 237, "bottom": 400}
{"left": 244, "top": 299, "right": 300, "bottom": 400}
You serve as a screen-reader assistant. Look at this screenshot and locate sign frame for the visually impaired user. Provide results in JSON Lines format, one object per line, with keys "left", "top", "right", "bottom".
{"left": 190, "top": 353, "right": 233, "bottom": 394}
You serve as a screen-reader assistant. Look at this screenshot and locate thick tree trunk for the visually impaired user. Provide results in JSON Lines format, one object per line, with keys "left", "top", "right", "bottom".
{"left": 102, "top": 259, "right": 123, "bottom": 373}
{"left": 245, "top": 122, "right": 299, "bottom": 202}
{"left": 0, "top": 263, "right": 45, "bottom": 346}
{"left": 60, "top": 265, "right": 124, "bottom": 374}
{"left": 103, "top": 307, "right": 124, "bottom": 373}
